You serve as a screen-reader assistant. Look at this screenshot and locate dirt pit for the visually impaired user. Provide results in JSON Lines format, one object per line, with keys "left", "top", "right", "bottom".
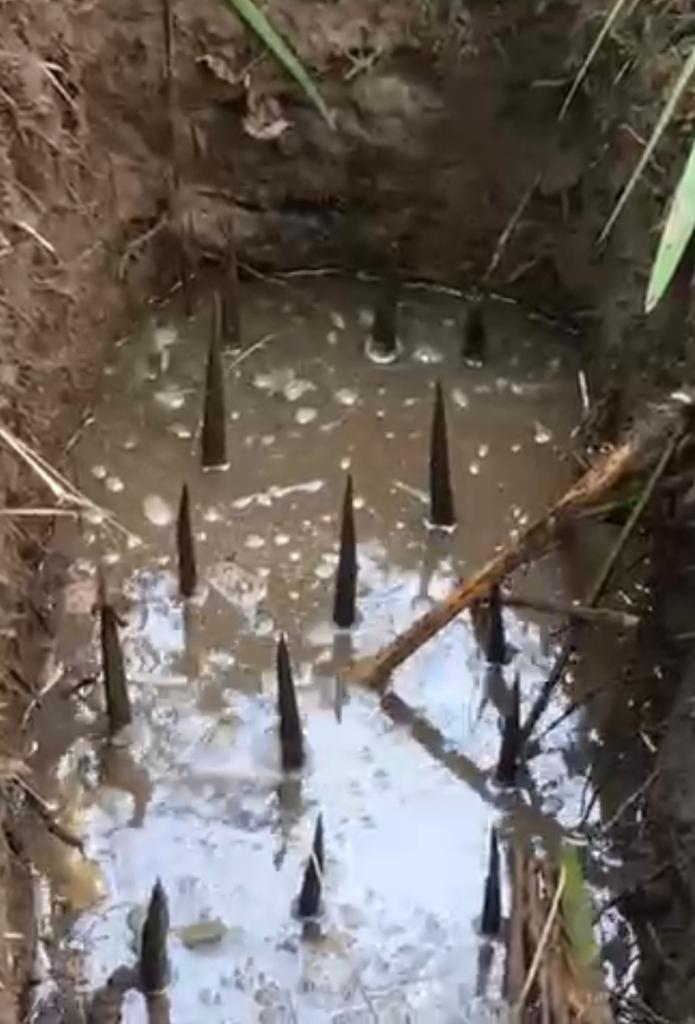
{"left": 20, "top": 278, "right": 637, "bottom": 1021}
{"left": 1, "top": 0, "right": 695, "bottom": 1020}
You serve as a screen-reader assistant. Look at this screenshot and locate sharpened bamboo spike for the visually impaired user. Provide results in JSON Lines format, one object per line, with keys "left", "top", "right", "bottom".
{"left": 201, "top": 307, "right": 227, "bottom": 469}
{"left": 277, "top": 634, "right": 304, "bottom": 771}
{"left": 496, "top": 673, "right": 521, "bottom": 786}
{"left": 140, "top": 879, "right": 170, "bottom": 996}
{"left": 100, "top": 600, "right": 132, "bottom": 736}
{"left": 429, "top": 381, "right": 456, "bottom": 528}
{"left": 485, "top": 584, "right": 506, "bottom": 665}
{"left": 176, "top": 483, "right": 197, "bottom": 598}
{"left": 481, "top": 828, "right": 501, "bottom": 936}
{"left": 298, "top": 814, "right": 324, "bottom": 918}
{"left": 333, "top": 473, "right": 357, "bottom": 628}
{"left": 462, "top": 299, "right": 486, "bottom": 364}
{"left": 371, "top": 275, "right": 399, "bottom": 358}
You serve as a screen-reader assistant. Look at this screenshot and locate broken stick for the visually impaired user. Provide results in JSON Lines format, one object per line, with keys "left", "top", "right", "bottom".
{"left": 348, "top": 392, "right": 693, "bottom": 692}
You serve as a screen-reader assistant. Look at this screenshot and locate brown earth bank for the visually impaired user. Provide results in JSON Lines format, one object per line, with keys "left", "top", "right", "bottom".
{"left": 0, "top": 0, "right": 694, "bottom": 1019}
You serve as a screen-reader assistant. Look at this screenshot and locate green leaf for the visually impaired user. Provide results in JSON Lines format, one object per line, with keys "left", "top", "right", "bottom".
{"left": 600, "top": 43, "right": 695, "bottom": 244}
{"left": 560, "top": 841, "right": 599, "bottom": 973}
{"left": 219, "top": 0, "right": 333, "bottom": 127}
{"left": 646, "top": 134, "right": 695, "bottom": 313}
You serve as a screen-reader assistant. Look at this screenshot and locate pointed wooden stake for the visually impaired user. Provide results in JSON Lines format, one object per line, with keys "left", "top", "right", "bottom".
{"left": 462, "top": 299, "right": 486, "bottom": 364}
{"left": 176, "top": 483, "right": 197, "bottom": 598}
{"left": 429, "top": 381, "right": 457, "bottom": 528}
{"left": 366, "top": 272, "right": 400, "bottom": 364}
{"left": 140, "top": 879, "right": 170, "bottom": 995}
{"left": 201, "top": 307, "right": 227, "bottom": 469}
{"left": 485, "top": 583, "right": 506, "bottom": 665}
{"left": 100, "top": 597, "right": 132, "bottom": 736}
{"left": 333, "top": 473, "right": 357, "bottom": 628}
{"left": 481, "top": 828, "right": 501, "bottom": 936}
{"left": 496, "top": 673, "right": 521, "bottom": 785}
{"left": 277, "top": 634, "right": 304, "bottom": 771}
{"left": 298, "top": 814, "right": 324, "bottom": 918}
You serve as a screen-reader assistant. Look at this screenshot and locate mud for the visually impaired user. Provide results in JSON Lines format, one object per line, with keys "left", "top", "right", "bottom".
{"left": 23, "top": 279, "right": 632, "bottom": 1020}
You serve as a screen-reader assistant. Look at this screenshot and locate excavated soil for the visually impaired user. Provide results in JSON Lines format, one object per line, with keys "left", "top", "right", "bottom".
{"left": 0, "top": 0, "right": 694, "bottom": 1019}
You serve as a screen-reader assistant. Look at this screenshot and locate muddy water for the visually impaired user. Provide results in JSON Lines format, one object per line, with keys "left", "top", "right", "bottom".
{"left": 29, "top": 279, "right": 615, "bottom": 1020}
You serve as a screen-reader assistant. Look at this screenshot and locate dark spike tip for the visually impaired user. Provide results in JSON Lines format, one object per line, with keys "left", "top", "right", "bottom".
{"left": 297, "top": 814, "right": 324, "bottom": 919}
{"left": 462, "top": 299, "right": 486, "bottom": 365}
{"left": 200, "top": 310, "right": 228, "bottom": 470}
{"left": 428, "top": 380, "right": 457, "bottom": 529}
{"left": 100, "top": 602, "right": 132, "bottom": 736}
{"left": 496, "top": 673, "right": 521, "bottom": 786}
{"left": 332, "top": 473, "right": 357, "bottom": 629}
{"left": 372, "top": 276, "right": 398, "bottom": 352}
{"left": 176, "top": 483, "right": 197, "bottom": 598}
{"left": 481, "top": 827, "right": 501, "bottom": 936}
{"left": 140, "top": 879, "right": 170, "bottom": 996}
{"left": 485, "top": 583, "right": 506, "bottom": 665}
{"left": 277, "top": 634, "right": 305, "bottom": 772}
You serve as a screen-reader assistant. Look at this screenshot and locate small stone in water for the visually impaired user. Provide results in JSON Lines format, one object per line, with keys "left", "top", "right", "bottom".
{"left": 477, "top": 444, "right": 489, "bottom": 459}
{"left": 469, "top": 462, "right": 480, "bottom": 476}
{"left": 340, "top": 456, "right": 351, "bottom": 470}
{"left": 451, "top": 388, "right": 469, "bottom": 409}
{"left": 358, "top": 307, "right": 372, "bottom": 328}
{"left": 106, "top": 476, "right": 124, "bottom": 493}
{"left": 170, "top": 423, "right": 192, "bottom": 439}
{"left": 295, "top": 407, "right": 317, "bottom": 425}
{"left": 326, "top": 330, "right": 339, "bottom": 346}
{"left": 143, "top": 495, "right": 174, "bottom": 526}
{"left": 180, "top": 918, "right": 228, "bottom": 949}
{"left": 122, "top": 436, "right": 138, "bottom": 450}
{"left": 245, "top": 534, "right": 265, "bottom": 550}
{"left": 330, "top": 311, "right": 346, "bottom": 330}
{"left": 334, "top": 388, "right": 358, "bottom": 407}
{"left": 91, "top": 464, "right": 107, "bottom": 480}
{"left": 274, "top": 533, "right": 290, "bottom": 546}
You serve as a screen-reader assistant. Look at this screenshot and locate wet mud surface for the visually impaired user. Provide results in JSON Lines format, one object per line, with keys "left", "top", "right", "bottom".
{"left": 27, "top": 278, "right": 630, "bottom": 1020}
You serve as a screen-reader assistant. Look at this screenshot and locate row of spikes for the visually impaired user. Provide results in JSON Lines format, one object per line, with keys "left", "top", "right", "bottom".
{"left": 101, "top": 478, "right": 522, "bottom": 774}
{"left": 199, "top": 278, "right": 487, "bottom": 487}
{"left": 136, "top": 814, "right": 503, "bottom": 998}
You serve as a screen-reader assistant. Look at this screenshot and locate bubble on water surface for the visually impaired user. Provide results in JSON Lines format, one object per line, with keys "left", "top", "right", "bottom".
{"left": 245, "top": 534, "right": 265, "bottom": 550}
{"left": 451, "top": 389, "right": 469, "bottom": 410}
{"left": 273, "top": 534, "right": 290, "bottom": 547}
{"left": 326, "top": 330, "right": 339, "bottom": 346}
{"left": 534, "top": 422, "right": 553, "bottom": 445}
{"left": 477, "top": 444, "right": 490, "bottom": 459}
{"left": 154, "top": 387, "right": 186, "bottom": 410}
{"left": 143, "top": 494, "right": 174, "bottom": 526}
{"left": 283, "top": 378, "right": 314, "bottom": 402}
{"left": 106, "top": 476, "right": 124, "bottom": 493}
{"left": 334, "top": 388, "right": 358, "bottom": 407}
{"left": 358, "top": 307, "right": 372, "bottom": 327}
{"left": 329, "top": 311, "right": 346, "bottom": 330}
{"left": 169, "top": 422, "right": 191, "bottom": 439}
{"left": 412, "top": 344, "right": 444, "bottom": 365}
{"left": 295, "top": 407, "right": 317, "bottom": 425}
{"left": 91, "top": 464, "right": 107, "bottom": 480}
{"left": 203, "top": 506, "right": 223, "bottom": 523}
{"left": 469, "top": 462, "right": 481, "bottom": 476}
{"left": 122, "top": 435, "right": 138, "bottom": 450}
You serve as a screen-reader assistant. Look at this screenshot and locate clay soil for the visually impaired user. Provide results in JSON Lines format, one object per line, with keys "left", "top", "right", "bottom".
{"left": 1, "top": 0, "right": 694, "bottom": 1019}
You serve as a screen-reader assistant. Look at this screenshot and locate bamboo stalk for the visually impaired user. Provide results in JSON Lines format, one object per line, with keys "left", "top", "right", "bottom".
{"left": 347, "top": 394, "right": 692, "bottom": 692}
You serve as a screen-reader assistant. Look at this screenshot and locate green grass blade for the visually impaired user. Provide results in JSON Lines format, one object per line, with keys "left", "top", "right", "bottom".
{"left": 560, "top": 842, "right": 599, "bottom": 973}
{"left": 600, "top": 44, "right": 695, "bottom": 244}
{"left": 219, "top": 0, "right": 333, "bottom": 127}
{"left": 646, "top": 134, "right": 695, "bottom": 313}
